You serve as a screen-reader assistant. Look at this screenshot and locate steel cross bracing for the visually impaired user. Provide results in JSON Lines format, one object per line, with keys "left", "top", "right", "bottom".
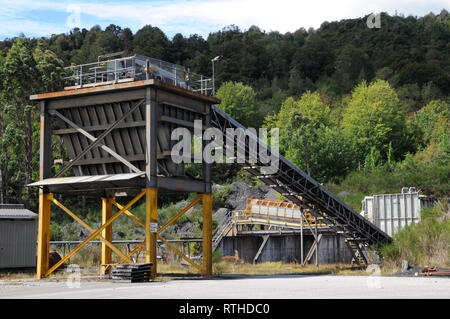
{"left": 210, "top": 105, "right": 391, "bottom": 247}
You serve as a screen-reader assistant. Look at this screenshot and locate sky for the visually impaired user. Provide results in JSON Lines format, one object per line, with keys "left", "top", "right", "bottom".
{"left": 0, "top": 0, "right": 448, "bottom": 40}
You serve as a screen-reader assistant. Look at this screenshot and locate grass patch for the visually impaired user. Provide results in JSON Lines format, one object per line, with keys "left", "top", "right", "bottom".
{"left": 0, "top": 269, "right": 36, "bottom": 280}
{"left": 336, "top": 192, "right": 366, "bottom": 211}
{"left": 157, "top": 263, "right": 199, "bottom": 275}
{"left": 380, "top": 201, "right": 450, "bottom": 269}
{"left": 212, "top": 261, "right": 360, "bottom": 275}
{"left": 156, "top": 260, "right": 358, "bottom": 276}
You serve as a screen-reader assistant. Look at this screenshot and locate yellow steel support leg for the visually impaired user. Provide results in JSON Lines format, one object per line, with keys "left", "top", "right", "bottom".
{"left": 145, "top": 188, "right": 158, "bottom": 279}
{"left": 202, "top": 193, "right": 213, "bottom": 276}
{"left": 46, "top": 190, "right": 145, "bottom": 277}
{"left": 37, "top": 193, "right": 53, "bottom": 279}
{"left": 101, "top": 197, "right": 114, "bottom": 274}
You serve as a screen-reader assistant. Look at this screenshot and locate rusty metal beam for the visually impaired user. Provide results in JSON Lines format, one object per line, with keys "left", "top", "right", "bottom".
{"left": 53, "top": 121, "right": 146, "bottom": 135}
{"left": 30, "top": 79, "right": 221, "bottom": 105}
{"left": 158, "top": 115, "right": 197, "bottom": 129}
{"left": 48, "top": 90, "right": 145, "bottom": 110}
{"left": 146, "top": 87, "right": 158, "bottom": 188}
{"left": 39, "top": 101, "right": 52, "bottom": 189}
{"left": 64, "top": 154, "right": 146, "bottom": 166}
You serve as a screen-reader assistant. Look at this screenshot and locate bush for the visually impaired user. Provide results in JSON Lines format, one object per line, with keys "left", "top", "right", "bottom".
{"left": 329, "top": 153, "right": 450, "bottom": 199}
{"left": 381, "top": 201, "right": 450, "bottom": 268}
{"left": 212, "top": 248, "right": 222, "bottom": 263}
{"left": 50, "top": 223, "right": 64, "bottom": 241}
{"left": 212, "top": 184, "right": 232, "bottom": 209}
{"left": 70, "top": 245, "right": 102, "bottom": 267}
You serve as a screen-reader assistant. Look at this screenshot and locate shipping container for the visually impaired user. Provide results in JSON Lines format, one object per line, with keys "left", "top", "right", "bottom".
{"left": 360, "top": 188, "right": 435, "bottom": 236}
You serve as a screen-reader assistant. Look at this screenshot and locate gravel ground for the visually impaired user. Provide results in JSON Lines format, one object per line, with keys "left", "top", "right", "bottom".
{"left": 1, "top": 274, "right": 449, "bottom": 299}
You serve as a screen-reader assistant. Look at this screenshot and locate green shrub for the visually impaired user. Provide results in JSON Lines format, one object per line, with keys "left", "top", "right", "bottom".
{"left": 381, "top": 201, "right": 450, "bottom": 267}
{"left": 212, "top": 184, "right": 232, "bottom": 209}
{"left": 50, "top": 223, "right": 64, "bottom": 241}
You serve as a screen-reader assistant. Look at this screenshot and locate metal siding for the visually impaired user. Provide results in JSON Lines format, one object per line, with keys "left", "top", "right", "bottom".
{"left": 47, "top": 83, "right": 208, "bottom": 179}
{"left": 363, "top": 192, "right": 422, "bottom": 236}
{"left": 0, "top": 219, "right": 37, "bottom": 268}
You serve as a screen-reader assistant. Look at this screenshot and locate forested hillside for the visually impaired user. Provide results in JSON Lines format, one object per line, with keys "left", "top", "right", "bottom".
{"left": 0, "top": 10, "right": 449, "bottom": 211}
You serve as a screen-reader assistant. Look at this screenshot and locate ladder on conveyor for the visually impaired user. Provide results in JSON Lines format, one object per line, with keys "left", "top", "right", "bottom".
{"left": 345, "top": 239, "right": 369, "bottom": 266}
{"left": 212, "top": 215, "right": 233, "bottom": 252}
{"left": 210, "top": 105, "right": 391, "bottom": 265}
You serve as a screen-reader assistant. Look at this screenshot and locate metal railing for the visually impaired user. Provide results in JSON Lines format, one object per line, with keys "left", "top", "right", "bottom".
{"left": 50, "top": 239, "right": 204, "bottom": 262}
{"left": 212, "top": 210, "right": 233, "bottom": 250}
{"left": 64, "top": 54, "right": 213, "bottom": 95}
{"left": 232, "top": 207, "right": 327, "bottom": 229}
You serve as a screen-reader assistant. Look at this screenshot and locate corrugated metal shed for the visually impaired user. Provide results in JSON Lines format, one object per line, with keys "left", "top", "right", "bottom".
{"left": 0, "top": 204, "right": 38, "bottom": 219}
{"left": 0, "top": 204, "right": 38, "bottom": 268}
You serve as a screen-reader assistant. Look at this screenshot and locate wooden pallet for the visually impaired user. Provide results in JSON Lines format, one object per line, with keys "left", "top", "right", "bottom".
{"left": 111, "top": 263, "right": 152, "bottom": 283}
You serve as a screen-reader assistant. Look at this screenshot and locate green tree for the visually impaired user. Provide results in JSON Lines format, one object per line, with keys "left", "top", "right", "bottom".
{"left": 332, "top": 45, "right": 374, "bottom": 94}
{"left": 284, "top": 111, "right": 316, "bottom": 175}
{"left": 1, "top": 37, "right": 39, "bottom": 206}
{"left": 271, "top": 91, "right": 356, "bottom": 181}
{"left": 33, "top": 39, "right": 65, "bottom": 92}
{"left": 216, "top": 81, "right": 261, "bottom": 128}
{"left": 271, "top": 91, "right": 330, "bottom": 129}
{"left": 414, "top": 99, "right": 450, "bottom": 147}
{"left": 133, "top": 25, "right": 170, "bottom": 60}
{"left": 342, "top": 80, "right": 409, "bottom": 161}
{"left": 283, "top": 109, "right": 356, "bottom": 182}
{"left": 268, "top": 91, "right": 331, "bottom": 154}
{"left": 364, "top": 146, "right": 382, "bottom": 169}
{"left": 0, "top": 37, "right": 63, "bottom": 207}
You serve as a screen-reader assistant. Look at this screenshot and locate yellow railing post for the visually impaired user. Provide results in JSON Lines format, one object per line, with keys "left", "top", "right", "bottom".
{"left": 37, "top": 193, "right": 53, "bottom": 279}
{"left": 145, "top": 188, "right": 158, "bottom": 279}
{"left": 101, "top": 197, "right": 114, "bottom": 274}
{"left": 202, "top": 193, "right": 213, "bottom": 276}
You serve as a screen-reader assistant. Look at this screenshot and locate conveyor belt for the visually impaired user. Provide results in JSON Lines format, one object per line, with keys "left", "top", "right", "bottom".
{"left": 211, "top": 105, "right": 391, "bottom": 247}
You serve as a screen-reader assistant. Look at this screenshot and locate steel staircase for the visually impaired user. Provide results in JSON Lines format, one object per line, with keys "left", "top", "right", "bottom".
{"left": 212, "top": 211, "right": 233, "bottom": 251}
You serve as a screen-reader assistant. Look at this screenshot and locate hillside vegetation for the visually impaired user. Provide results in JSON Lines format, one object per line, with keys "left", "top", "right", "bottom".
{"left": 0, "top": 10, "right": 448, "bottom": 224}
{"left": 381, "top": 201, "right": 450, "bottom": 268}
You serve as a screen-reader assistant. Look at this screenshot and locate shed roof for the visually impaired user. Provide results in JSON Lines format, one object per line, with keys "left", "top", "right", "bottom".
{"left": 0, "top": 204, "right": 38, "bottom": 219}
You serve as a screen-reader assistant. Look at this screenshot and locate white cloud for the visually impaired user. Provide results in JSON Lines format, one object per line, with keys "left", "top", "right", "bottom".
{"left": 0, "top": 0, "right": 449, "bottom": 38}
{"left": 74, "top": 0, "right": 450, "bottom": 33}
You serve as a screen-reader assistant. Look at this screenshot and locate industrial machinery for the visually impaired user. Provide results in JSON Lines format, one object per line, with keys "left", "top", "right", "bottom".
{"left": 29, "top": 54, "right": 218, "bottom": 279}
{"left": 29, "top": 53, "right": 391, "bottom": 279}
{"left": 233, "top": 198, "right": 327, "bottom": 228}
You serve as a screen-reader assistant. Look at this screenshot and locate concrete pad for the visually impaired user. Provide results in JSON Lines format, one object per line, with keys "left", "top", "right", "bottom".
{"left": 1, "top": 274, "right": 449, "bottom": 299}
